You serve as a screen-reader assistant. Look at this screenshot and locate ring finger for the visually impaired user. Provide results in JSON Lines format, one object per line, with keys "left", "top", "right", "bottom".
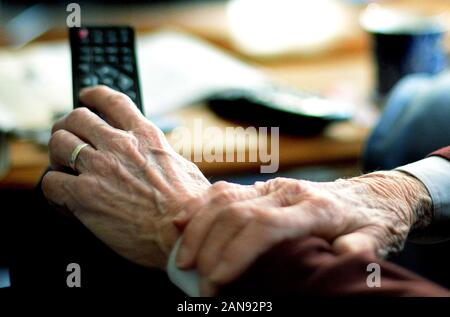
{"left": 52, "top": 107, "right": 114, "bottom": 149}
{"left": 49, "top": 129, "right": 98, "bottom": 173}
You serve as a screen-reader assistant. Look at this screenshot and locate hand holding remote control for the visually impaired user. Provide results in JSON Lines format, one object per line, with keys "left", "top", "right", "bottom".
{"left": 43, "top": 85, "right": 211, "bottom": 270}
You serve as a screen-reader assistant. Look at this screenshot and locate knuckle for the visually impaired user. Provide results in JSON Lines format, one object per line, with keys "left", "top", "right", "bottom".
{"left": 117, "top": 135, "right": 144, "bottom": 163}
{"left": 252, "top": 207, "right": 275, "bottom": 224}
{"left": 41, "top": 173, "right": 52, "bottom": 198}
{"left": 184, "top": 159, "right": 203, "bottom": 175}
{"left": 111, "top": 132, "right": 138, "bottom": 151}
{"left": 284, "top": 180, "right": 305, "bottom": 195}
{"left": 265, "top": 177, "right": 291, "bottom": 192}
{"left": 222, "top": 202, "right": 250, "bottom": 222}
{"left": 299, "top": 192, "right": 339, "bottom": 224}
{"left": 92, "top": 85, "right": 111, "bottom": 94}
{"left": 107, "top": 91, "right": 131, "bottom": 108}
{"left": 146, "top": 123, "right": 165, "bottom": 138}
{"left": 141, "top": 127, "right": 167, "bottom": 149}
{"left": 48, "top": 129, "right": 67, "bottom": 150}
{"left": 95, "top": 122, "right": 111, "bottom": 133}
{"left": 208, "top": 182, "right": 236, "bottom": 204}
{"left": 69, "top": 107, "right": 91, "bottom": 124}
{"left": 65, "top": 108, "right": 91, "bottom": 131}
{"left": 271, "top": 177, "right": 288, "bottom": 185}
{"left": 93, "top": 123, "right": 116, "bottom": 140}
{"left": 210, "top": 190, "right": 235, "bottom": 205}
{"left": 211, "top": 181, "right": 231, "bottom": 192}
{"left": 274, "top": 180, "right": 306, "bottom": 206}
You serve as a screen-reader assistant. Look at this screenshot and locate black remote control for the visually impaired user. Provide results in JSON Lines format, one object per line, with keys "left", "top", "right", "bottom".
{"left": 69, "top": 26, "right": 144, "bottom": 114}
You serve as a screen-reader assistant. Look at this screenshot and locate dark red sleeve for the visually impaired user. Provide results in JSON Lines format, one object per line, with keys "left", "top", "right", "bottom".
{"left": 220, "top": 237, "right": 450, "bottom": 296}
{"left": 429, "top": 146, "right": 450, "bottom": 161}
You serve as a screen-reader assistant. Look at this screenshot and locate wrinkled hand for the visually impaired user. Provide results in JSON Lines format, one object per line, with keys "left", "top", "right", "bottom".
{"left": 174, "top": 173, "right": 432, "bottom": 295}
{"left": 42, "top": 85, "right": 210, "bottom": 270}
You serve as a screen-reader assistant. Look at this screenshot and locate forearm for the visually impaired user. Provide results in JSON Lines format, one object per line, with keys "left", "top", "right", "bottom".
{"left": 166, "top": 156, "right": 446, "bottom": 295}
{"left": 356, "top": 170, "right": 433, "bottom": 231}
{"left": 166, "top": 171, "right": 434, "bottom": 295}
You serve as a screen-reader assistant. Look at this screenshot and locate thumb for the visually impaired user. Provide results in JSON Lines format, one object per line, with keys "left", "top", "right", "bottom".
{"left": 331, "top": 232, "right": 379, "bottom": 255}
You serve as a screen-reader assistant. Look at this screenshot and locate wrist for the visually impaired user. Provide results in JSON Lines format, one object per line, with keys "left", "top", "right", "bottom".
{"left": 358, "top": 170, "right": 433, "bottom": 231}
{"left": 158, "top": 190, "right": 209, "bottom": 270}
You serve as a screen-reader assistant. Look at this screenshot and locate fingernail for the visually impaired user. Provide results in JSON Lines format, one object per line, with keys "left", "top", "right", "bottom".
{"left": 175, "top": 246, "right": 190, "bottom": 268}
{"left": 209, "top": 262, "right": 228, "bottom": 283}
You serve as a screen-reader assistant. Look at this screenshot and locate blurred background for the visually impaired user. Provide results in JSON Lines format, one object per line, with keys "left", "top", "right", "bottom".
{"left": 1, "top": 0, "right": 450, "bottom": 289}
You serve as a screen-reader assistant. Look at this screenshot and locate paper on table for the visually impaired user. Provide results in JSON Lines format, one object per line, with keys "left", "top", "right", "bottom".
{"left": 0, "top": 30, "right": 269, "bottom": 131}
{"left": 0, "top": 43, "right": 72, "bottom": 130}
{"left": 137, "top": 31, "right": 270, "bottom": 115}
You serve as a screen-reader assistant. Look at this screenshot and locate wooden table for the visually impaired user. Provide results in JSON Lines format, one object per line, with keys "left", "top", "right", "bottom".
{"left": 0, "top": 1, "right": 379, "bottom": 189}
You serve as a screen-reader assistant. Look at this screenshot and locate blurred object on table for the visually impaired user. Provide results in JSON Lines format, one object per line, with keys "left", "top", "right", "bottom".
{"left": 207, "top": 85, "right": 354, "bottom": 135}
{"left": 361, "top": 3, "right": 449, "bottom": 101}
{"left": 138, "top": 31, "right": 269, "bottom": 115}
{"left": 226, "top": 0, "right": 361, "bottom": 59}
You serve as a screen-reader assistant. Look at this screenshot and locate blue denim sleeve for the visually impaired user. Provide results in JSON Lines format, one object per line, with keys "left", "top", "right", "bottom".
{"left": 364, "top": 72, "right": 450, "bottom": 172}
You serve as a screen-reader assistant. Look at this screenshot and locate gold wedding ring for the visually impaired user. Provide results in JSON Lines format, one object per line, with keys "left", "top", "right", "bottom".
{"left": 69, "top": 143, "right": 89, "bottom": 170}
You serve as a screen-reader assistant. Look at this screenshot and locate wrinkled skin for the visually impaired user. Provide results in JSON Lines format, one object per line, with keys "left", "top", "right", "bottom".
{"left": 175, "top": 173, "right": 431, "bottom": 295}
{"left": 42, "top": 86, "right": 432, "bottom": 296}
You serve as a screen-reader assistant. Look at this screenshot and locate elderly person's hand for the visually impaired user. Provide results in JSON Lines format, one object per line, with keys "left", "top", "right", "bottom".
{"left": 174, "top": 173, "right": 432, "bottom": 295}
{"left": 42, "top": 85, "right": 210, "bottom": 270}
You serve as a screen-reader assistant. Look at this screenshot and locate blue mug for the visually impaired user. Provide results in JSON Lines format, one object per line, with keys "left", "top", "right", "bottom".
{"left": 361, "top": 6, "right": 448, "bottom": 98}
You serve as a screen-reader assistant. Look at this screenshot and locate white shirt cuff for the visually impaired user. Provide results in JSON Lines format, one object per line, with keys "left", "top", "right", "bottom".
{"left": 167, "top": 239, "right": 200, "bottom": 297}
{"left": 397, "top": 156, "right": 450, "bottom": 225}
